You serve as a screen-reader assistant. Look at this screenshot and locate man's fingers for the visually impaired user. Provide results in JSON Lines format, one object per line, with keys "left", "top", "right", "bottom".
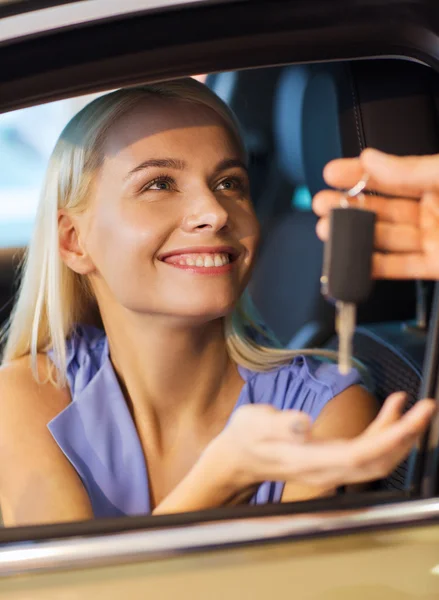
{"left": 312, "top": 190, "right": 420, "bottom": 225}
{"left": 375, "top": 223, "right": 422, "bottom": 252}
{"left": 372, "top": 253, "right": 436, "bottom": 279}
{"left": 324, "top": 149, "right": 439, "bottom": 198}
{"left": 323, "top": 157, "right": 364, "bottom": 190}
{"left": 316, "top": 217, "right": 422, "bottom": 253}
{"left": 361, "top": 149, "right": 439, "bottom": 198}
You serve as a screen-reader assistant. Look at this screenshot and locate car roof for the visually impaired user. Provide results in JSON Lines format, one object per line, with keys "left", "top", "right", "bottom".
{"left": 1, "top": 0, "right": 439, "bottom": 116}
{"left": 0, "top": 0, "right": 235, "bottom": 44}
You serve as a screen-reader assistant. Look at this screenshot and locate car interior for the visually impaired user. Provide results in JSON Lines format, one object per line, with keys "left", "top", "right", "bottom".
{"left": 0, "top": 55, "right": 439, "bottom": 516}
{"left": 210, "top": 58, "right": 439, "bottom": 492}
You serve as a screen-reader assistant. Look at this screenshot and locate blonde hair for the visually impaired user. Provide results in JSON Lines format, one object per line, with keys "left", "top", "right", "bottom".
{"left": 1, "top": 78, "right": 348, "bottom": 386}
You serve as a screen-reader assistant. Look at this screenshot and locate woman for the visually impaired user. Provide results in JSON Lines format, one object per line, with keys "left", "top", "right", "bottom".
{"left": 0, "top": 79, "right": 434, "bottom": 526}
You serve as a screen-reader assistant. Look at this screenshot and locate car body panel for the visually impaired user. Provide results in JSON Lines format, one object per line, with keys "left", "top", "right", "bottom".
{"left": 1, "top": 521, "right": 439, "bottom": 599}
{"left": 1, "top": 499, "right": 439, "bottom": 595}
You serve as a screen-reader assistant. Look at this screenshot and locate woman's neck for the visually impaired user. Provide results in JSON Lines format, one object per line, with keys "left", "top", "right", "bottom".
{"left": 101, "top": 311, "right": 245, "bottom": 450}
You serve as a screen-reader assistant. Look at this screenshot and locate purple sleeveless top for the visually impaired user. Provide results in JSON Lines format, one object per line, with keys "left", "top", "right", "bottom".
{"left": 47, "top": 325, "right": 361, "bottom": 518}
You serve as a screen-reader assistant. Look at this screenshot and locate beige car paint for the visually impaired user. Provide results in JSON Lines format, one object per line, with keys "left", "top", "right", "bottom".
{"left": 1, "top": 523, "right": 439, "bottom": 599}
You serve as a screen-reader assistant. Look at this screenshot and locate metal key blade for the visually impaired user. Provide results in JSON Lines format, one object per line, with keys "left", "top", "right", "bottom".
{"left": 336, "top": 301, "right": 356, "bottom": 374}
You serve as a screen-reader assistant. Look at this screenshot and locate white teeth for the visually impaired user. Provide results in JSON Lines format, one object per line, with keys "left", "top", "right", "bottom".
{"left": 170, "top": 252, "right": 232, "bottom": 267}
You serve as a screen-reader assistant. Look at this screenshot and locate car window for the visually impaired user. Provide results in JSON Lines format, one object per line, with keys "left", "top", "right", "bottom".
{"left": 0, "top": 60, "right": 432, "bottom": 532}
{"left": 0, "top": 94, "right": 102, "bottom": 248}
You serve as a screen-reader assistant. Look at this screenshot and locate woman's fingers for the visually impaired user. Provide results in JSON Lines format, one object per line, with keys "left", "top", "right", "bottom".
{"left": 232, "top": 398, "right": 435, "bottom": 490}
{"left": 232, "top": 404, "right": 312, "bottom": 443}
{"left": 316, "top": 217, "right": 422, "bottom": 252}
{"left": 312, "top": 190, "right": 420, "bottom": 224}
{"left": 351, "top": 399, "right": 435, "bottom": 460}
{"left": 271, "top": 409, "right": 312, "bottom": 443}
{"left": 323, "top": 149, "right": 439, "bottom": 198}
{"left": 277, "top": 399, "right": 435, "bottom": 487}
{"left": 363, "top": 392, "right": 407, "bottom": 435}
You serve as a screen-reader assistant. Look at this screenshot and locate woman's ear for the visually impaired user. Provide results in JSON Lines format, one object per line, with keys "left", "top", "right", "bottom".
{"left": 58, "top": 211, "right": 95, "bottom": 275}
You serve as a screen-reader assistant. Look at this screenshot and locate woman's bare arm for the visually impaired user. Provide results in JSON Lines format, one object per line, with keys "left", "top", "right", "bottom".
{"left": 0, "top": 356, "right": 93, "bottom": 527}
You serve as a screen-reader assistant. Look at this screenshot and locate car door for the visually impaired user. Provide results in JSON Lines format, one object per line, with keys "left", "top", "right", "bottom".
{"left": 1, "top": 1, "right": 439, "bottom": 598}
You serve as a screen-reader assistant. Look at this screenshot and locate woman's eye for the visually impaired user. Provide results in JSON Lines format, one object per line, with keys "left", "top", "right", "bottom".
{"left": 140, "top": 175, "right": 174, "bottom": 193}
{"left": 216, "top": 177, "right": 245, "bottom": 191}
{"left": 150, "top": 181, "right": 171, "bottom": 190}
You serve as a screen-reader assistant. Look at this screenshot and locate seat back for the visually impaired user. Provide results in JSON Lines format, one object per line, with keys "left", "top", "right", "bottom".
{"left": 249, "top": 66, "right": 336, "bottom": 346}
{"left": 249, "top": 60, "right": 424, "bottom": 346}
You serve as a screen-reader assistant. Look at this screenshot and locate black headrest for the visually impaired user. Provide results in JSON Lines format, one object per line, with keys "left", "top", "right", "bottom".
{"left": 275, "top": 59, "right": 439, "bottom": 196}
{"left": 274, "top": 59, "right": 439, "bottom": 326}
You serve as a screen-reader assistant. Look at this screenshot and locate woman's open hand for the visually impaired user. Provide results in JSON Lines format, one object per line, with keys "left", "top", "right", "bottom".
{"left": 313, "top": 149, "right": 439, "bottom": 280}
{"left": 217, "top": 393, "right": 435, "bottom": 491}
{"left": 153, "top": 393, "right": 434, "bottom": 515}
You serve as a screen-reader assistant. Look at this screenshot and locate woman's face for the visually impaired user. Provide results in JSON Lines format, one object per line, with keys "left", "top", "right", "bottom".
{"left": 67, "top": 97, "right": 260, "bottom": 325}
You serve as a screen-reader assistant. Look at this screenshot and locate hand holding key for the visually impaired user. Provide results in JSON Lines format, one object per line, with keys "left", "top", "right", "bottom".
{"left": 314, "top": 148, "right": 439, "bottom": 280}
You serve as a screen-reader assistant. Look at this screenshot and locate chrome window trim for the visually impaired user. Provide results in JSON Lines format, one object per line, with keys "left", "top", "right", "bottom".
{"left": 1, "top": 498, "right": 439, "bottom": 577}
{"left": 0, "top": 0, "right": 227, "bottom": 44}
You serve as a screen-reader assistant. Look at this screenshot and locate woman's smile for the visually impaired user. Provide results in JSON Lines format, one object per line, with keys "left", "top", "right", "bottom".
{"left": 158, "top": 245, "right": 240, "bottom": 275}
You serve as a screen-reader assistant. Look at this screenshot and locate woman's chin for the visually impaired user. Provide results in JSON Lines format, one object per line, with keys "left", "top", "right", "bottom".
{"left": 169, "top": 300, "right": 237, "bottom": 324}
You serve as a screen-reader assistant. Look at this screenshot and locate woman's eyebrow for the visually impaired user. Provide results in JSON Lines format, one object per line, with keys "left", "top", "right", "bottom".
{"left": 125, "top": 158, "right": 186, "bottom": 180}
{"left": 213, "top": 158, "right": 248, "bottom": 175}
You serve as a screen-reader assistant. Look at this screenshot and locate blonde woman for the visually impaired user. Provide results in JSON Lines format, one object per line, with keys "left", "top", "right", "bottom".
{"left": 0, "top": 80, "right": 434, "bottom": 526}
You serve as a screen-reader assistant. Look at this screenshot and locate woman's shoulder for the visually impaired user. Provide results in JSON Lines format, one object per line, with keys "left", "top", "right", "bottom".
{"left": 245, "top": 355, "right": 362, "bottom": 393}
{"left": 243, "top": 355, "right": 362, "bottom": 419}
{"left": 0, "top": 355, "right": 92, "bottom": 526}
{"left": 0, "top": 354, "right": 71, "bottom": 426}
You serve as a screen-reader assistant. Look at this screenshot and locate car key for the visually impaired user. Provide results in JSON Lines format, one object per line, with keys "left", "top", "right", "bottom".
{"left": 321, "top": 190, "right": 376, "bottom": 374}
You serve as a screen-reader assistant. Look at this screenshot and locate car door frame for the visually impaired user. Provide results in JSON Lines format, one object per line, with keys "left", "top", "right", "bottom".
{"left": 1, "top": 0, "right": 439, "bottom": 581}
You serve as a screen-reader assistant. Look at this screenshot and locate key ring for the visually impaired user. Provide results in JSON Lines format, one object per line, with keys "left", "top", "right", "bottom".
{"left": 340, "top": 173, "right": 370, "bottom": 208}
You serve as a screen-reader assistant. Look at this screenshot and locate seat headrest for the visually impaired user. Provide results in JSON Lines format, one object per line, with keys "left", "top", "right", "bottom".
{"left": 275, "top": 59, "right": 439, "bottom": 196}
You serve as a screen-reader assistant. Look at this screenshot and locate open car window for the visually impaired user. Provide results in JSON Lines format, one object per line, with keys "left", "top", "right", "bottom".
{"left": 0, "top": 58, "right": 435, "bottom": 514}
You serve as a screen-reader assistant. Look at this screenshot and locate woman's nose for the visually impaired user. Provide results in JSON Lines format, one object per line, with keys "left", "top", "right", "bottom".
{"left": 182, "top": 190, "right": 230, "bottom": 233}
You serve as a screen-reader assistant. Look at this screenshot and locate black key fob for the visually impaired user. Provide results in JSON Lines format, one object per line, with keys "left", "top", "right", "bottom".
{"left": 321, "top": 207, "right": 376, "bottom": 305}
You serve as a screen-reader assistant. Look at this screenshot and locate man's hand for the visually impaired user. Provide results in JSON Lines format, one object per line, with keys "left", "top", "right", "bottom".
{"left": 313, "top": 148, "right": 439, "bottom": 279}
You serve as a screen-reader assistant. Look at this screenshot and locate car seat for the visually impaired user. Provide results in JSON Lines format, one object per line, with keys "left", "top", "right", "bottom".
{"left": 248, "top": 61, "right": 420, "bottom": 348}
